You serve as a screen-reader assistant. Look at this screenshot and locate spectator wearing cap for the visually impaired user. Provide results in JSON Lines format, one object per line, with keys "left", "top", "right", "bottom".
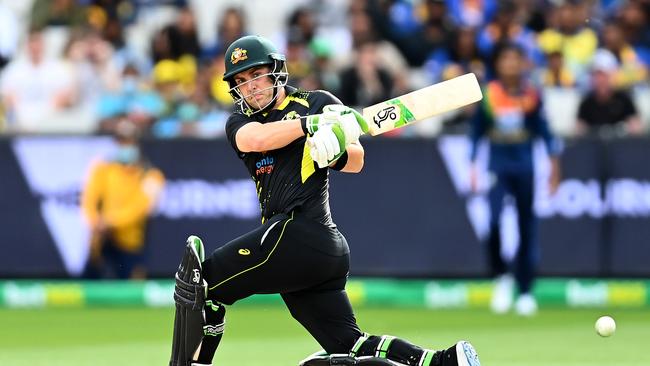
{"left": 151, "top": 59, "right": 191, "bottom": 118}
{"left": 150, "top": 57, "right": 229, "bottom": 139}
{"left": 576, "top": 49, "right": 643, "bottom": 136}
{"left": 81, "top": 119, "right": 165, "bottom": 279}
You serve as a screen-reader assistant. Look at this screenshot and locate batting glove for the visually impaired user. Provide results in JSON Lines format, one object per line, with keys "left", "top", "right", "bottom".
{"left": 303, "top": 110, "right": 338, "bottom": 135}
{"left": 323, "top": 104, "right": 369, "bottom": 135}
{"left": 308, "top": 124, "right": 346, "bottom": 169}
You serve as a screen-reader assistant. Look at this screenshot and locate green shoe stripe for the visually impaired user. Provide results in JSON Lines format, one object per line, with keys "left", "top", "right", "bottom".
{"left": 420, "top": 350, "right": 435, "bottom": 366}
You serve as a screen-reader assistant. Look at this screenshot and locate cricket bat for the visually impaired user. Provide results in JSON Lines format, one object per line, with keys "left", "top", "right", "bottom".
{"left": 362, "top": 73, "right": 483, "bottom": 136}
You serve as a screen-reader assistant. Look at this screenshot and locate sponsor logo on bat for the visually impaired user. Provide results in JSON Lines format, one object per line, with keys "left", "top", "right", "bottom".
{"left": 373, "top": 106, "right": 399, "bottom": 128}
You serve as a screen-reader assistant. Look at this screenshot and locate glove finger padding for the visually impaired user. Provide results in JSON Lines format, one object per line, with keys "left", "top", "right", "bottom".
{"left": 325, "top": 127, "right": 340, "bottom": 160}
{"left": 309, "top": 124, "right": 345, "bottom": 168}
{"left": 338, "top": 113, "right": 362, "bottom": 144}
{"left": 323, "top": 104, "right": 369, "bottom": 135}
{"left": 346, "top": 108, "right": 369, "bottom": 134}
{"left": 308, "top": 134, "right": 329, "bottom": 168}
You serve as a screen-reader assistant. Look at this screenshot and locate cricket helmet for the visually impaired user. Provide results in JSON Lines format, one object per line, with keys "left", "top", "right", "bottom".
{"left": 223, "top": 35, "right": 288, "bottom": 114}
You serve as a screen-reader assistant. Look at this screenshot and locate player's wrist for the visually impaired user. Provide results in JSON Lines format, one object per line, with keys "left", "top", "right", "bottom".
{"left": 330, "top": 150, "right": 348, "bottom": 171}
{"left": 300, "top": 117, "right": 309, "bottom": 135}
{"left": 304, "top": 115, "right": 319, "bottom": 135}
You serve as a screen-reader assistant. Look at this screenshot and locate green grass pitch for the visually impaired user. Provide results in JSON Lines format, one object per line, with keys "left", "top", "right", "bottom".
{"left": 0, "top": 305, "right": 648, "bottom": 365}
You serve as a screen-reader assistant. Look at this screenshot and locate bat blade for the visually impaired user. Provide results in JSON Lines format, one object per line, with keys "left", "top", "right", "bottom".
{"left": 362, "top": 73, "right": 483, "bottom": 136}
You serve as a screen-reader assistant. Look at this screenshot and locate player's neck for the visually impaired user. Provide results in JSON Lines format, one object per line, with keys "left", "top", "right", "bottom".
{"left": 272, "top": 87, "right": 287, "bottom": 109}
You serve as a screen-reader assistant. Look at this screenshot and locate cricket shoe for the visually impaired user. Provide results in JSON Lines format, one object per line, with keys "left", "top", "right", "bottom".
{"left": 490, "top": 274, "right": 514, "bottom": 314}
{"left": 514, "top": 293, "right": 538, "bottom": 317}
{"left": 299, "top": 352, "right": 399, "bottom": 366}
{"left": 435, "top": 341, "right": 480, "bottom": 366}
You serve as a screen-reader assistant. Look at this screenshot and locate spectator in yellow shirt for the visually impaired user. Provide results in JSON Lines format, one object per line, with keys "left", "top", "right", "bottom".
{"left": 601, "top": 20, "right": 648, "bottom": 89}
{"left": 537, "top": 51, "right": 576, "bottom": 88}
{"left": 82, "top": 119, "right": 165, "bottom": 279}
{"left": 538, "top": 2, "right": 597, "bottom": 81}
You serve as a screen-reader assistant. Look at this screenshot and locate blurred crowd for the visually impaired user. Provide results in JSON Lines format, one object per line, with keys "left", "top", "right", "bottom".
{"left": 0, "top": 0, "right": 649, "bottom": 138}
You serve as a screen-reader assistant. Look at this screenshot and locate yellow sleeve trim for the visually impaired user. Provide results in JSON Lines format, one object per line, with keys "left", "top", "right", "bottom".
{"left": 301, "top": 136, "right": 316, "bottom": 183}
{"left": 277, "top": 95, "right": 309, "bottom": 111}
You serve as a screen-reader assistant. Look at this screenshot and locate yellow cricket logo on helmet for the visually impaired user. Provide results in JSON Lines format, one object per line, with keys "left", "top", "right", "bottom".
{"left": 231, "top": 48, "right": 248, "bottom": 64}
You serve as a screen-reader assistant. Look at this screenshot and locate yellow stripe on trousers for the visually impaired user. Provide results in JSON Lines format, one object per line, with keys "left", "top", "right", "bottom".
{"left": 208, "top": 215, "right": 294, "bottom": 291}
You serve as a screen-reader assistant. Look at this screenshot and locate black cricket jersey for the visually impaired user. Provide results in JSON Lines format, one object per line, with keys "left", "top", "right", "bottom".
{"left": 225, "top": 86, "right": 341, "bottom": 226}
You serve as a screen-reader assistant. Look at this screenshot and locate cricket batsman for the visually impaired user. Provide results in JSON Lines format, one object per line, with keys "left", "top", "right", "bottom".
{"left": 169, "top": 35, "right": 481, "bottom": 366}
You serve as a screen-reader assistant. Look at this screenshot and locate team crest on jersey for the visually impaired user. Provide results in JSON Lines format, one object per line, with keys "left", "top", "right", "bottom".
{"left": 283, "top": 111, "right": 301, "bottom": 121}
{"left": 230, "top": 48, "right": 248, "bottom": 64}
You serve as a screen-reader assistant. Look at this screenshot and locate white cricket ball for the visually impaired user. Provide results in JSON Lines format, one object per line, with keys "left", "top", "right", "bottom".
{"left": 595, "top": 315, "right": 616, "bottom": 337}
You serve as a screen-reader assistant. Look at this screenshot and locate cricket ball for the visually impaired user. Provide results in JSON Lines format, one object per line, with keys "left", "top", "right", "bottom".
{"left": 595, "top": 315, "right": 616, "bottom": 337}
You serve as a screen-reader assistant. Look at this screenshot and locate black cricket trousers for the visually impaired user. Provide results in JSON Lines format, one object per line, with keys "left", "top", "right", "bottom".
{"left": 202, "top": 212, "right": 363, "bottom": 353}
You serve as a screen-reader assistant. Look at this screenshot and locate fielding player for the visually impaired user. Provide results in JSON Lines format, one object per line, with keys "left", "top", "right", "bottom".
{"left": 169, "top": 35, "right": 481, "bottom": 366}
{"left": 469, "top": 43, "right": 561, "bottom": 316}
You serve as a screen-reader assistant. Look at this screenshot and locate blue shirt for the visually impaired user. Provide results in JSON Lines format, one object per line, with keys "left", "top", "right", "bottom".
{"left": 470, "top": 80, "right": 561, "bottom": 173}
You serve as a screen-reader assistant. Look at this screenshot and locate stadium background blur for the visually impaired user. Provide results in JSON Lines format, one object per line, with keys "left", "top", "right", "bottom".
{"left": 1, "top": 1, "right": 650, "bottom": 365}
{"left": 1, "top": 0, "right": 649, "bottom": 136}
